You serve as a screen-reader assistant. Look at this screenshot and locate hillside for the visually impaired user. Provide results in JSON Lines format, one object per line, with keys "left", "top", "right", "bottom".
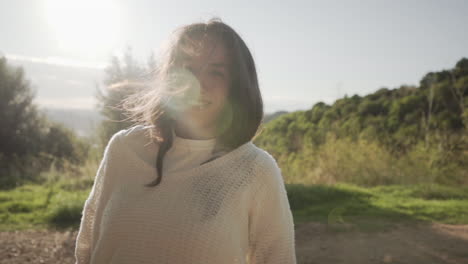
{"left": 254, "top": 58, "right": 468, "bottom": 186}
{"left": 41, "top": 108, "right": 103, "bottom": 138}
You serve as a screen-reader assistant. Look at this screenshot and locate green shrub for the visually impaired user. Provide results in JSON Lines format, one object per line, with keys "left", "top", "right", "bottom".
{"left": 6, "top": 202, "right": 34, "bottom": 213}
{"left": 46, "top": 192, "right": 86, "bottom": 228}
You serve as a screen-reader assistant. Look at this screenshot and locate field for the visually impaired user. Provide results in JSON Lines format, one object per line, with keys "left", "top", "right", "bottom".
{"left": 1, "top": 182, "right": 467, "bottom": 263}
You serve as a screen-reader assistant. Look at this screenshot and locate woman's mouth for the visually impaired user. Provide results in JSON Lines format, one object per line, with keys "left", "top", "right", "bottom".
{"left": 191, "top": 100, "right": 211, "bottom": 110}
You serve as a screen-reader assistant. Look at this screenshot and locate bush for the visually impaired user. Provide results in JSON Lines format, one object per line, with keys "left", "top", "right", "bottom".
{"left": 276, "top": 133, "right": 467, "bottom": 187}
{"left": 45, "top": 192, "right": 86, "bottom": 228}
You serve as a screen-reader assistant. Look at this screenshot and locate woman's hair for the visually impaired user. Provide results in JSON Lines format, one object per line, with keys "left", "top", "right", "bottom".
{"left": 121, "top": 18, "right": 264, "bottom": 187}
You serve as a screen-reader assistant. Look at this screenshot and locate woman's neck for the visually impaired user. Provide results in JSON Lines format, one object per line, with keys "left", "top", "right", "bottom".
{"left": 173, "top": 122, "right": 218, "bottom": 140}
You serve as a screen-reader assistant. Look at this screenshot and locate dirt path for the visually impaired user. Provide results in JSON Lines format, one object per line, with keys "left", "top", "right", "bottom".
{"left": 1, "top": 222, "right": 467, "bottom": 264}
{"left": 295, "top": 222, "right": 468, "bottom": 264}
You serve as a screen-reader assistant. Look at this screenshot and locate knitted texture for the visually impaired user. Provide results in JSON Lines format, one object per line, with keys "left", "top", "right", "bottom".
{"left": 74, "top": 125, "right": 297, "bottom": 264}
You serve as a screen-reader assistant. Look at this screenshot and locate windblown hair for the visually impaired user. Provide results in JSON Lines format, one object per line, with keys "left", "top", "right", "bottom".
{"left": 121, "top": 18, "right": 264, "bottom": 187}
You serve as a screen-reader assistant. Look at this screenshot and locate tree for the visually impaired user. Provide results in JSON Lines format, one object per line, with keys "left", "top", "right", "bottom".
{"left": 96, "top": 47, "right": 151, "bottom": 146}
{"left": 449, "top": 58, "right": 468, "bottom": 127}
{"left": 0, "top": 56, "right": 44, "bottom": 160}
{"left": 0, "top": 56, "right": 89, "bottom": 188}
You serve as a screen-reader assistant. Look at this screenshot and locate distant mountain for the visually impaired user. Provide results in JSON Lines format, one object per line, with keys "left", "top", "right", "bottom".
{"left": 264, "top": 111, "right": 288, "bottom": 123}
{"left": 256, "top": 57, "right": 468, "bottom": 157}
{"left": 42, "top": 108, "right": 103, "bottom": 138}
{"left": 42, "top": 108, "right": 289, "bottom": 137}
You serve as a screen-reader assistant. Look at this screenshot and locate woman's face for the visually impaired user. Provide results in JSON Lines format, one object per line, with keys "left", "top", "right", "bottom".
{"left": 172, "top": 36, "right": 232, "bottom": 136}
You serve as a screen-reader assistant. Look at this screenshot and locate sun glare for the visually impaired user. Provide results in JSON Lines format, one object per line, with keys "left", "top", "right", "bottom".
{"left": 44, "top": 0, "right": 121, "bottom": 55}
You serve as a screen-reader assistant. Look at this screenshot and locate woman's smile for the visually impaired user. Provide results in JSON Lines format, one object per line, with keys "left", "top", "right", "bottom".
{"left": 192, "top": 102, "right": 211, "bottom": 110}
{"left": 188, "top": 98, "right": 212, "bottom": 109}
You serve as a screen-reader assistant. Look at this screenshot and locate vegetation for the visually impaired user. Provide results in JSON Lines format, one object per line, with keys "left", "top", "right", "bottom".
{"left": 2, "top": 52, "right": 467, "bottom": 231}
{"left": 289, "top": 183, "right": 468, "bottom": 231}
{"left": 95, "top": 47, "right": 156, "bottom": 147}
{"left": 1, "top": 176, "right": 467, "bottom": 231}
{"left": 0, "top": 147, "right": 101, "bottom": 231}
{"left": 254, "top": 58, "right": 468, "bottom": 187}
{"left": 263, "top": 110, "right": 288, "bottom": 123}
{"left": 0, "top": 57, "right": 90, "bottom": 189}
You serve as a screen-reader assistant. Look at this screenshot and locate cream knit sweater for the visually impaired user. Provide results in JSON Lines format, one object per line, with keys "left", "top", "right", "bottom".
{"left": 74, "top": 125, "right": 297, "bottom": 264}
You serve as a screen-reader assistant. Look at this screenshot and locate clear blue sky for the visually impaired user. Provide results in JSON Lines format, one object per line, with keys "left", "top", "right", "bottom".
{"left": 1, "top": 0, "right": 467, "bottom": 113}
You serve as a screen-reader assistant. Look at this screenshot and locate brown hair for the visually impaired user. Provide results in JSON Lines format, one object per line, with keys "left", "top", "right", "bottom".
{"left": 121, "top": 18, "right": 263, "bottom": 187}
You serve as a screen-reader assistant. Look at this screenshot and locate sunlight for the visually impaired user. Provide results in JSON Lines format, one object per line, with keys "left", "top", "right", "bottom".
{"left": 44, "top": 0, "right": 121, "bottom": 55}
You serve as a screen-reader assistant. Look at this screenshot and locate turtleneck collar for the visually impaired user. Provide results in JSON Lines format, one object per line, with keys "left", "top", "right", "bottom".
{"left": 171, "top": 127, "right": 217, "bottom": 150}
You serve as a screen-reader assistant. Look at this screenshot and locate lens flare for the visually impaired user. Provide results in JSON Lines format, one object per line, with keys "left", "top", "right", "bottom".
{"left": 164, "top": 67, "right": 203, "bottom": 114}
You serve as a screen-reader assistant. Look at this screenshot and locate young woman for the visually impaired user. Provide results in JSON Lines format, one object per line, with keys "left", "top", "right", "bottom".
{"left": 75, "top": 18, "right": 296, "bottom": 264}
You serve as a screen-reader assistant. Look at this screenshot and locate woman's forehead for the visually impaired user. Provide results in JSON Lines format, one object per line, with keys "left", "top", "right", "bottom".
{"left": 179, "top": 35, "right": 231, "bottom": 65}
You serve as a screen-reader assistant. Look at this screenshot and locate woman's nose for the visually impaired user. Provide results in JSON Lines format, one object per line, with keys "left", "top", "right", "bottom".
{"left": 185, "top": 65, "right": 209, "bottom": 91}
{"left": 186, "top": 67, "right": 201, "bottom": 82}
{"left": 193, "top": 70, "right": 209, "bottom": 90}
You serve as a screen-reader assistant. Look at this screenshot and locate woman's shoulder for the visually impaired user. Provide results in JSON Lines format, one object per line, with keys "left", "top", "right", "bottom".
{"left": 118, "top": 124, "right": 154, "bottom": 138}
{"left": 246, "top": 146, "right": 288, "bottom": 199}
{"left": 248, "top": 144, "right": 283, "bottom": 182}
{"left": 250, "top": 145, "right": 279, "bottom": 169}
{"left": 111, "top": 125, "right": 158, "bottom": 165}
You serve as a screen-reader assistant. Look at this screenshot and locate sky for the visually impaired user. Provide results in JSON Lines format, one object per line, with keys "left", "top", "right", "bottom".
{"left": 1, "top": 0, "right": 467, "bottom": 113}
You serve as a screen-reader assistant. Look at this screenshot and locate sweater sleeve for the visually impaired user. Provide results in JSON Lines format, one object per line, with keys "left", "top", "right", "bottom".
{"left": 74, "top": 132, "right": 123, "bottom": 264}
{"left": 247, "top": 156, "right": 297, "bottom": 264}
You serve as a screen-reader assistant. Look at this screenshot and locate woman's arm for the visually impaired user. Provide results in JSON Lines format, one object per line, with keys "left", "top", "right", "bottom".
{"left": 247, "top": 155, "right": 297, "bottom": 264}
{"left": 74, "top": 131, "right": 123, "bottom": 264}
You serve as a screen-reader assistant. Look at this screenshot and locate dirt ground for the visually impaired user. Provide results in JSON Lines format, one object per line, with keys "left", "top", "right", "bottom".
{"left": 1, "top": 222, "right": 467, "bottom": 264}
{"left": 295, "top": 222, "right": 468, "bottom": 264}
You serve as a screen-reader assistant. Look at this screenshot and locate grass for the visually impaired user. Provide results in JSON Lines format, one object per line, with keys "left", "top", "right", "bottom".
{"left": 286, "top": 183, "right": 468, "bottom": 232}
{"left": 0, "top": 180, "right": 91, "bottom": 231}
{"left": 1, "top": 179, "right": 467, "bottom": 232}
